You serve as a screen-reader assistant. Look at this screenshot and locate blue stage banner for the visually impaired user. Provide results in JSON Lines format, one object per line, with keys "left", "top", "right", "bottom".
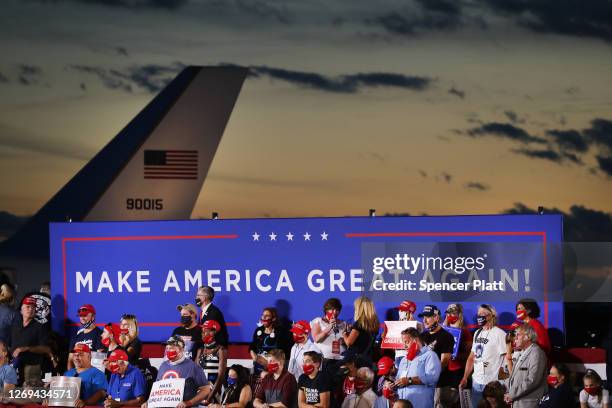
{"left": 49, "top": 215, "right": 563, "bottom": 343}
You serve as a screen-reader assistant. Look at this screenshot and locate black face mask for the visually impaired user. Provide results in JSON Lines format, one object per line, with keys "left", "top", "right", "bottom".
{"left": 180, "top": 316, "right": 192, "bottom": 326}
{"left": 477, "top": 316, "right": 487, "bottom": 327}
{"left": 195, "top": 298, "right": 203, "bottom": 307}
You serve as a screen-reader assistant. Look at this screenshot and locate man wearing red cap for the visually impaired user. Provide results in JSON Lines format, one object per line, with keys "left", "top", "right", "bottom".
{"left": 68, "top": 304, "right": 104, "bottom": 370}
{"left": 196, "top": 320, "right": 226, "bottom": 402}
{"left": 64, "top": 343, "right": 108, "bottom": 407}
{"left": 105, "top": 348, "right": 146, "bottom": 408}
{"left": 288, "top": 320, "right": 321, "bottom": 380}
{"left": 156, "top": 335, "right": 211, "bottom": 408}
{"left": 9, "top": 296, "right": 50, "bottom": 385}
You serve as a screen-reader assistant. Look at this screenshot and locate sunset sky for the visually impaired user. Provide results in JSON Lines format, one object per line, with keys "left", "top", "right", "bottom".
{"left": 1, "top": 0, "right": 611, "bottom": 235}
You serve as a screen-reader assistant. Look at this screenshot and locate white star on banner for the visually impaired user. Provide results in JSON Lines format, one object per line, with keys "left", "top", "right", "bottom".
{"left": 321, "top": 231, "right": 329, "bottom": 241}
{"left": 252, "top": 232, "right": 260, "bottom": 241}
{"left": 269, "top": 232, "right": 277, "bottom": 241}
{"left": 303, "top": 232, "right": 311, "bottom": 241}
{"left": 286, "top": 232, "right": 294, "bottom": 241}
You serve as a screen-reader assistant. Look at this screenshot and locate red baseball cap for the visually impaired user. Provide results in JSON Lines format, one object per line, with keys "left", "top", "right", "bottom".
{"left": 21, "top": 297, "right": 36, "bottom": 306}
{"left": 72, "top": 343, "right": 91, "bottom": 353}
{"left": 377, "top": 356, "right": 395, "bottom": 376}
{"left": 397, "top": 301, "right": 416, "bottom": 313}
{"left": 290, "top": 320, "right": 311, "bottom": 335}
{"left": 201, "top": 320, "right": 221, "bottom": 332}
{"left": 78, "top": 304, "right": 96, "bottom": 316}
{"left": 108, "top": 349, "right": 129, "bottom": 362}
{"left": 104, "top": 323, "right": 122, "bottom": 341}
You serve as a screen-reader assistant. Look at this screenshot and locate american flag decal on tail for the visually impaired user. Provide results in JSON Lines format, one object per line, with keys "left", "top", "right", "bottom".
{"left": 143, "top": 150, "right": 198, "bottom": 179}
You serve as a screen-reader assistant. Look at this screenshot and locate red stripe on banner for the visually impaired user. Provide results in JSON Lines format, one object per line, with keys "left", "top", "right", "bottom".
{"left": 344, "top": 230, "right": 549, "bottom": 329}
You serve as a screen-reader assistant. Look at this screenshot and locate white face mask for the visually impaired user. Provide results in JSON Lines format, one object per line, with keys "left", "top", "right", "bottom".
{"left": 399, "top": 311, "right": 408, "bottom": 321}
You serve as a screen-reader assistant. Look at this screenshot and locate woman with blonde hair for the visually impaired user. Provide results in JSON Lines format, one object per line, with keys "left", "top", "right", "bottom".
{"left": 342, "top": 297, "right": 380, "bottom": 362}
{"left": 119, "top": 314, "right": 142, "bottom": 364}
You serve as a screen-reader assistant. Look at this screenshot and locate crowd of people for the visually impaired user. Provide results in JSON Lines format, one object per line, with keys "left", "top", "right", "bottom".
{"left": 0, "top": 281, "right": 609, "bottom": 408}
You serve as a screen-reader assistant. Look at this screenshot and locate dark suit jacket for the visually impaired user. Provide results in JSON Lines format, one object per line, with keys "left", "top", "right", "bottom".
{"left": 200, "top": 303, "right": 228, "bottom": 346}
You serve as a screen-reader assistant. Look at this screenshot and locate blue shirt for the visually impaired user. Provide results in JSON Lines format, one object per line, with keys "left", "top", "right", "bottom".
{"left": 64, "top": 367, "right": 108, "bottom": 405}
{"left": 396, "top": 347, "right": 441, "bottom": 408}
{"left": 0, "top": 363, "right": 18, "bottom": 388}
{"left": 107, "top": 364, "right": 146, "bottom": 402}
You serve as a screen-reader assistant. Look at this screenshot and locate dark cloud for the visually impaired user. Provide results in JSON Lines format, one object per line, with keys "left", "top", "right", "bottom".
{"left": 249, "top": 65, "right": 433, "bottom": 93}
{"left": 464, "top": 181, "right": 490, "bottom": 191}
{"left": 505, "top": 203, "right": 612, "bottom": 241}
{"left": 70, "top": 63, "right": 184, "bottom": 93}
{"left": 584, "top": 118, "right": 612, "bottom": 151}
{"left": 482, "top": 0, "right": 612, "bottom": 43}
{"left": 466, "top": 122, "right": 547, "bottom": 144}
{"left": 448, "top": 87, "right": 465, "bottom": 99}
{"left": 513, "top": 147, "right": 562, "bottom": 163}
{"left": 0, "top": 210, "right": 29, "bottom": 239}
{"left": 546, "top": 129, "right": 589, "bottom": 153}
{"left": 596, "top": 155, "right": 612, "bottom": 176}
{"left": 17, "top": 64, "right": 43, "bottom": 86}
{"left": 234, "top": 0, "right": 293, "bottom": 24}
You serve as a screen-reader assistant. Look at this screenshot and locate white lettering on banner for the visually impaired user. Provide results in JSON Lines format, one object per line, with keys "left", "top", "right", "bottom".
{"left": 98, "top": 271, "right": 114, "bottom": 292}
{"left": 207, "top": 270, "right": 221, "bottom": 291}
{"left": 76, "top": 271, "right": 92, "bottom": 293}
{"left": 226, "top": 270, "right": 241, "bottom": 291}
{"left": 164, "top": 270, "right": 181, "bottom": 292}
{"left": 184, "top": 270, "right": 202, "bottom": 291}
{"left": 256, "top": 269, "right": 271, "bottom": 292}
{"left": 500, "top": 269, "right": 520, "bottom": 291}
{"left": 307, "top": 270, "right": 325, "bottom": 292}
{"left": 277, "top": 270, "right": 294, "bottom": 292}
{"left": 350, "top": 269, "right": 364, "bottom": 291}
{"left": 137, "top": 270, "right": 150, "bottom": 292}
{"left": 330, "top": 269, "right": 345, "bottom": 291}
{"left": 117, "top": 271, "right": 133, "bottom": 292}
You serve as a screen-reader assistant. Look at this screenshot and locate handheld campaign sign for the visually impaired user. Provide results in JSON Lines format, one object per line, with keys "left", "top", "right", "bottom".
{"left": 381, "top": 321, "right": 417, "bottom": 349}
{"left": 148, "top": 378, "right": 185, "bottom": 408}
{"left": 442, "top": 326, "right": 462, "bottom": 359}
{"left": 50, "top": 215, "right": 563, "bottom": 342}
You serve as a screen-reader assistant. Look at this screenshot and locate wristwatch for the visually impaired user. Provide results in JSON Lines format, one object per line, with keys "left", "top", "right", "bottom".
{"left": 407, "top": 377, "right": 413, "bottom": 386}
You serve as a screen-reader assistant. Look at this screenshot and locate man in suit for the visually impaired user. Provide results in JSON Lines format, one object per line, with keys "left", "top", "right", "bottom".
{"left": 504, "top": 323, "right": 547, "bottom": 407}
{"left": 195, "top": 286, "right": 228, "bottom": 346}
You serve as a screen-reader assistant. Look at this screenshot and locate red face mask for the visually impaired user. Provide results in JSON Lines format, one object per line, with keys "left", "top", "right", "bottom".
{"left": 382, "top": 387, "right": 395, "bottom": 400}
{"left": 261, "top": 318, "right": 272, "bottom": 327}
{"left": 109, "top": 361, "right": 120, "bottom": 373}
{"left": 293, "top": 333, "right": 306, "bottom": 343}
{"left": 406, "top": 341, "right": 419, "bottom": 361}
{"left": 302, "top": 363, "right": 315, "bottom": 375}
{"left": 547, "top": 375, "right": 559, "bottom": 387}
{"left": 120, "top": 328, "right": 129, "bottom": 335}
{"left": 102, "top": 336, "right": 111, "bottom": 347}
{"left": 516, "top": 310, "right": 527, "bottom": 321}
{"left": 203, "top": 334, "right": 215, "bottom": 344}
{"left": 166, "top": 350, "right": 179, "bottom": 361}
{"left": 267, "top": 362, "right": 280, "bottom": 373}
{"left": 446, "top": 315, "right": 459, "bottom": 324}
{"left": 584, "top": 385, "right": 600, "bottom": 396}
{"left": 326, "top": 311, "right": 335, "bottom": 320}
